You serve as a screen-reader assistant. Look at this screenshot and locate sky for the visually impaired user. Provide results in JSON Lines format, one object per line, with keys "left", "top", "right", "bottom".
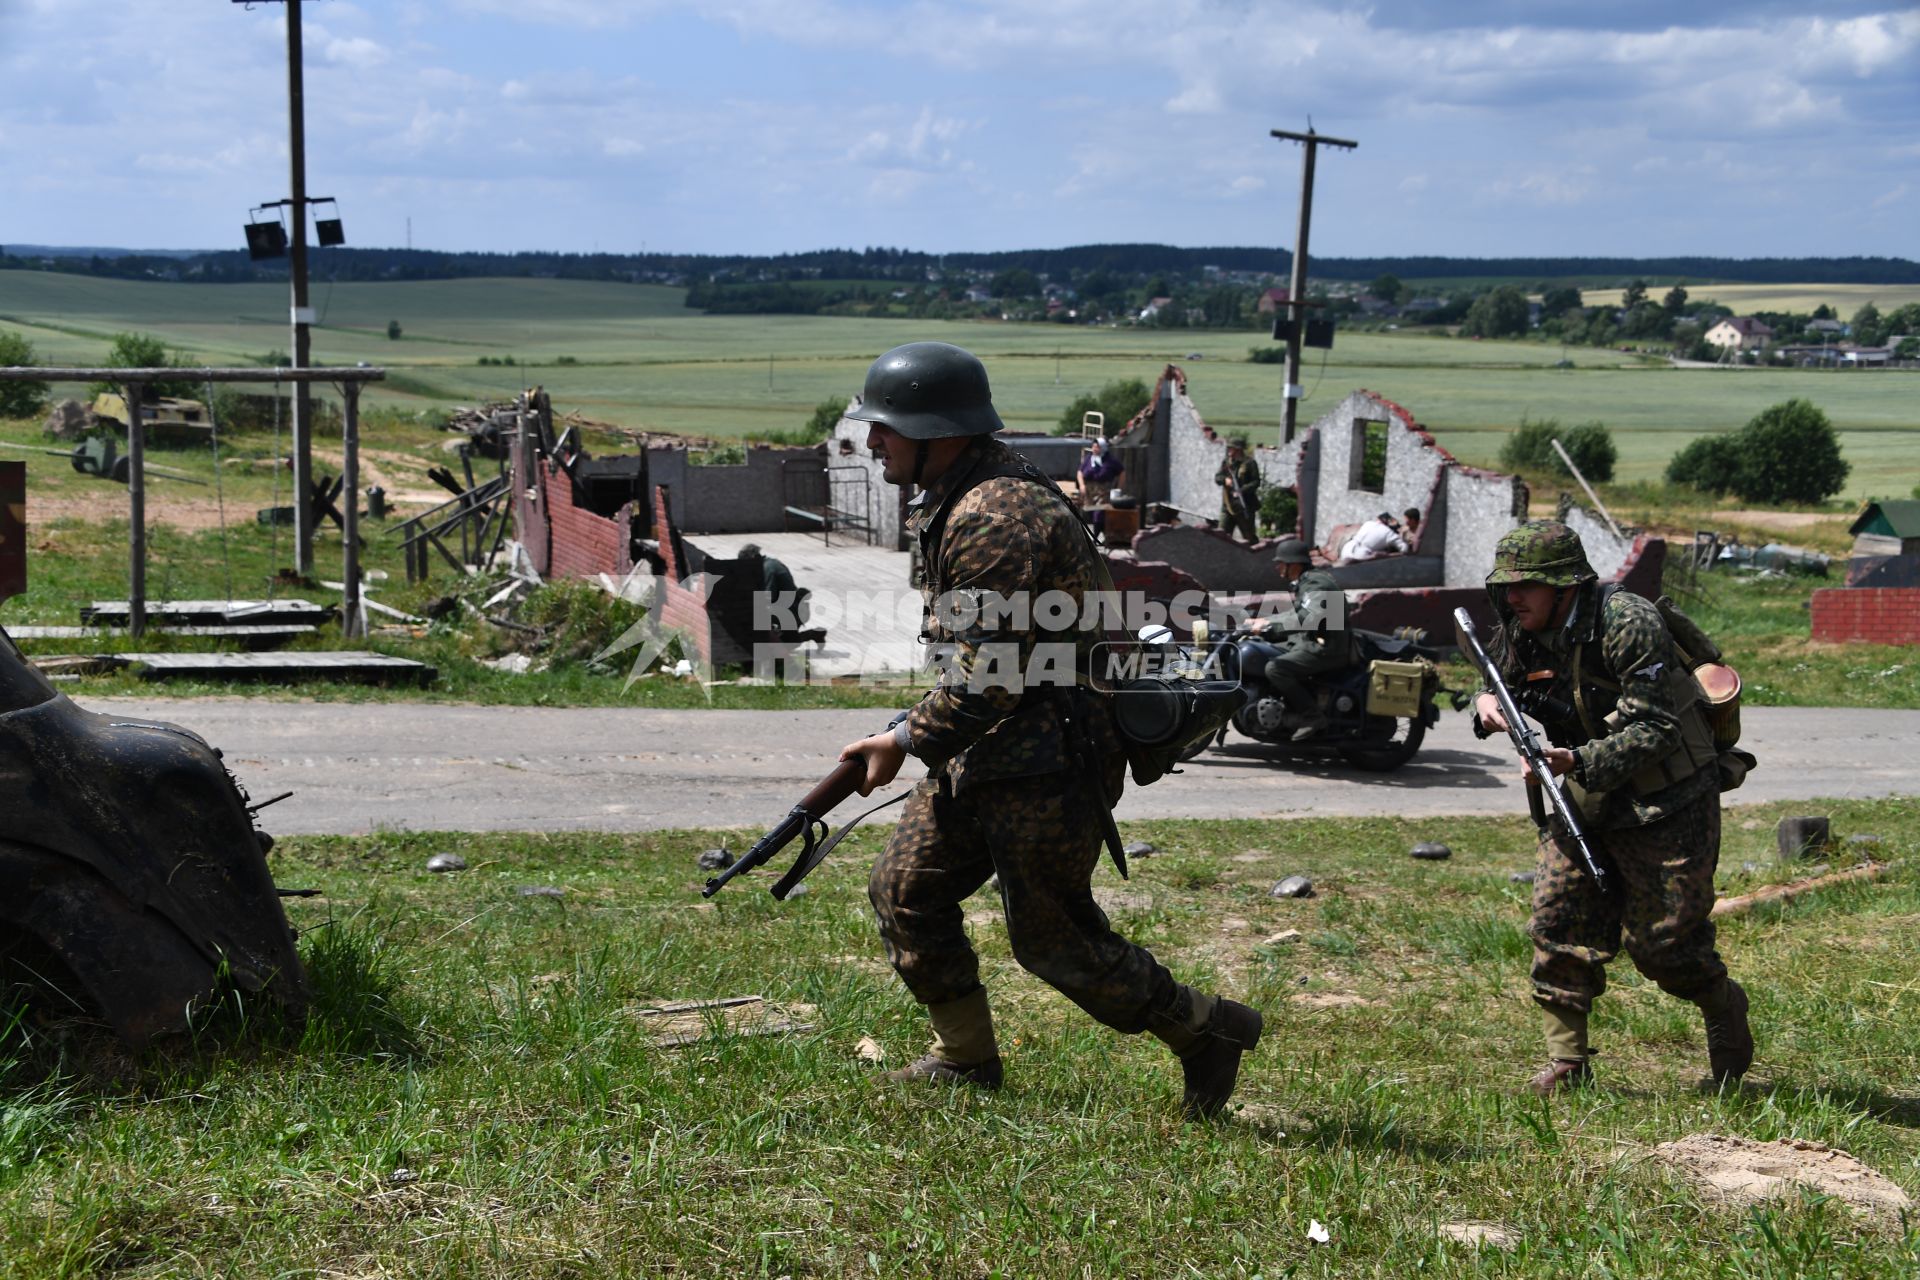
{"left": 2, "top": 0, "right": 1917, "bottom": 260}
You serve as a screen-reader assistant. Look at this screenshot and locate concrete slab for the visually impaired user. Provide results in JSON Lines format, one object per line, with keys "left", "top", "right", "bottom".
{"left": 683, "top": 531, "right": 922, "bottom": 678}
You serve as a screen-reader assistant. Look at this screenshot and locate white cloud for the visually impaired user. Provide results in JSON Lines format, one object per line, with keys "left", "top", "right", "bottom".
{"left": 1228, "top": 174, "right": 1265, "bottom": 195}
{"left": 1398, "top": 174, "right": 1429, "bottom": 193}
{"left": 603, "top": 137, "right": 645, "bottom": 157}
{"left": 845, "top": 106, "right": 972, "bottom": 171}
{"left": 1871, "top": 182, "right": 1911, "bottom": 210}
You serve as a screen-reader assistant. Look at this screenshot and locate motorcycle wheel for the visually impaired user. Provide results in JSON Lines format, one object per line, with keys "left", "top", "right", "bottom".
{"left": 1337, "top": 714, "right": 1426, "bottom": 771}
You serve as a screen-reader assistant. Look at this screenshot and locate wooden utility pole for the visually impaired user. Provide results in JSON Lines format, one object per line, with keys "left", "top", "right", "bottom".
{"left": 285, "top": 0, "right": 316, "bottom": 578}
{"left": 1270, "top": 126, "right": 1357, "bottom": 442}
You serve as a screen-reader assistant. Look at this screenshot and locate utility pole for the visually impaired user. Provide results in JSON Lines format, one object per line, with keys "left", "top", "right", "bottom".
{"left": 236, "top": 0, "right": 317, "bottom": 576}
{"left": 1270, "top": 125, "right": 1357, "bottom": 442}
{"left": 285, "top": 0, "right": 315, "bottom": 577}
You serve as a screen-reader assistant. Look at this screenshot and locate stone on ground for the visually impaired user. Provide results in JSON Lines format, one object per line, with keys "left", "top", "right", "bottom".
{"left": 1654, "top": 1134, "right": 1913, "bottom": 1222}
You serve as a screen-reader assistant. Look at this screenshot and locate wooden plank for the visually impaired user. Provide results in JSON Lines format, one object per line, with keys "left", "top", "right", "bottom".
{"left": 83, "top": 599, "right": 334, "bottom": 626}
{"left": 120, "top": 651, "right": 436, "bottom": 685}
{"left": 9, "top": 623, "right": 318, "bottom": 646}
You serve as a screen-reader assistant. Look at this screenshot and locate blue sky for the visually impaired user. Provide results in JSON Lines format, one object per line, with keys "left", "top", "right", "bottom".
{"left": 2, "top": 0, "right": 1916, "bottom": 259}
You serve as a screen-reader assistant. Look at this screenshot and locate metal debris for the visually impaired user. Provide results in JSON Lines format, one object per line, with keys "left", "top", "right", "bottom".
{"left": 1410, "top": 841, "right": 1452, "bottom": 861}
{"left": 696, "top": 847, "right": 733, "bottom": 872}
{"left": 1270, "top": 875, "right": 1315, "bottom": 899}
{"left": 426, "top": 852, "right": 467, "bottom": 873}
{"left": 1123, "top": 841, "right": 1156, "bottom": 858}
{"left": 516, "top": 884, "right": 565, "bottom": 899}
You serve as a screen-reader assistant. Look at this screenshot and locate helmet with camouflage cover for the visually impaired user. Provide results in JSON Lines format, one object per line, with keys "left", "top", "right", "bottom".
{"left": 1485, "top": 520, "right": 1595, "bottom": 588}
{"left": 843, "top": 342, "right": 1004, "bottom": 440}
{"left": 1226, "top": 432, "right": 1250, "bottom": 451}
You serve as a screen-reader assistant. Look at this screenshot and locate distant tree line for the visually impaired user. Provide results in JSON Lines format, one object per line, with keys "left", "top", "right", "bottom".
{"left": 5, "top": 244, "right": 1916, "bottom": 290}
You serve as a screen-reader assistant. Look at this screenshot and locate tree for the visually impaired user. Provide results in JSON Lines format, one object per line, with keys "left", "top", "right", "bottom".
{"left": 1369, "top": 273, "right": 1403, "bottom": 303}
{"left": 805, "top": 395, "right": 849, "bottom": 440}
{"left": 1850, "top": 302, "right": 1885, "bottom": 347}
{"left": 1499, "top": 416, "right": 1616, "bottom": 482}
{"left": 1734, "top": 398, "right": 1849, "bottom": 504}
{"left": 1540, "top": 285, "right": 1583, "bottom": 319}
{"left": 990, "top": 267, "right": 1039, "bottom": 299}
{"left": 1621, "top": 279, "right": 1648, "bottom": 310}
{"left": 1460, "top": 285, "right": 1530, "bottom": 338}
{"left": 1662, "top": 283, "right": 1689, "bottom": 316}
{"left": 1666, "top": 435, "right": 1741, "bottom": 494}
{"left": 387, "top": 319, "right": 403, "bottom": 340}
{"left": 97, "top": 331, "right": 198, "bottom": 400}
{"left": 0, "top": 329, "right": 50, "bottom": 419}
{"left": 1055, "top": 377, "right": 1151, "bottom": 436}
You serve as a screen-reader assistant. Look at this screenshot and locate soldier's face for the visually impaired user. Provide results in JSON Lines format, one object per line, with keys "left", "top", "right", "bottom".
{"left": 866, "top": 423, "right": 915, "bottom": 485}
{"left": 1506, "top": 582, "right": 1562, "bottom": 632}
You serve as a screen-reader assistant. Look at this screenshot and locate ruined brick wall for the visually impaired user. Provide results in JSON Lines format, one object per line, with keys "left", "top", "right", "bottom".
{"left": 1440, "top": 466, "right": 1522, "bottom": 587}
{"left": 829, "top": 409, "right": 903, "bottom": 550}
{"left": 1811, "top": 587, "right": 1920, "bottom": 645}
{"left": 1303, "top": 391, "right": 1450, "bottom": 555}
{"left": 1563, "top": 506, "right": 1639, "bottom": 582}
{"left": 544, "top": 466, "right": 635, "bottom": 580}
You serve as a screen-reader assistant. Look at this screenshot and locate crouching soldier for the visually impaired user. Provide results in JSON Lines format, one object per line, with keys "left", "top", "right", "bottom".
{"left": 836, "top": 341, "right": 1263, "bottom": 1119}
{"left": 1472, "top": 521, "right": 1753, "bottom": 1095}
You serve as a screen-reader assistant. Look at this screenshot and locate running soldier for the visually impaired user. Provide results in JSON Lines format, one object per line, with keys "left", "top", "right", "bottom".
{"left": 1473, "top": 521, "right": 1754, "bottom": 1094}
{"left": 836, "top": 342, "right": 1263, "bottom": 1119}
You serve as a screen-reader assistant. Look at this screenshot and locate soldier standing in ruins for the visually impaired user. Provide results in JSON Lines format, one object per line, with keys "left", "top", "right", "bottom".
{"left": 835, "top": 341, "right": 1264, "bottom": 1119}
{"left": 1214, "top": 434, "right": 1261, "bottom": 542}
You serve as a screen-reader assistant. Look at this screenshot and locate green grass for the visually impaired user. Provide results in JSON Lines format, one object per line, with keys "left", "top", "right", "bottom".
{"left": 3, "top": 799, "right": 1916, "bottom": 1276}
{"left": 5, "top": 272, "right": 1917, "bottom": 495}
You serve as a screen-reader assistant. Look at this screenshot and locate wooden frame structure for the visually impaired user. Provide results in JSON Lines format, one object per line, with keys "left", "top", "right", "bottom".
{"left": 0, "top": 365, "right": 384, "bottom": 637}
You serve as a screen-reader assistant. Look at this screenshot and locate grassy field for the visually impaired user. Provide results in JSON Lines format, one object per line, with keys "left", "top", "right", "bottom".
{"left": 4, "top": 272, "right": 1917, "bottom": 495}
{"left": 3, "top": 800, "right": 1915, "bottom": 1277}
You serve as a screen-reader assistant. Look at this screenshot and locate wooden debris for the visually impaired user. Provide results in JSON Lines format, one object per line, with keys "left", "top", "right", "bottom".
{"left": 1711, "top": 862, "right": 1893, "bottom": 919}
{"left": 633, "top": 995, "right": 819, "bottom": 1047}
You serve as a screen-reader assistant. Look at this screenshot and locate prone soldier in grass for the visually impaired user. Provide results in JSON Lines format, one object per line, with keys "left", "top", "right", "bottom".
{"left": 836, "top": 342, "right": 1263, "bottom": 1119}
{"left": 1472, "top": 521, "right": 1754, "bottom": 1095}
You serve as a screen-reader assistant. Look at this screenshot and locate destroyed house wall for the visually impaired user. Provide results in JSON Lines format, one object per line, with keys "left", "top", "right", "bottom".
{"left": 1561, "top": 505, "right": 1639, "bottom": 582}
{"left": 830, "top": 409, "right": 902, "bottom": 550}
{"left": 646, "top": 444, "right": 826, "bottom": 534}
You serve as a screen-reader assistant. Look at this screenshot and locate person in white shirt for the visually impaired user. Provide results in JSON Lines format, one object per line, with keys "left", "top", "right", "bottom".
{"left": 1340, "top": 510, "right": 1410, "bottom": 562}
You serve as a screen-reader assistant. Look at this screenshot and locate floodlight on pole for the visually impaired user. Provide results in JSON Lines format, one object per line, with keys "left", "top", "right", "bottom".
{"left": 243, "top": 206, "right": 289, "bottom": 260}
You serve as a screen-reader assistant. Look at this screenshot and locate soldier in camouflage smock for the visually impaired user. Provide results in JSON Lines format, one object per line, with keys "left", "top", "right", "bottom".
{"left": 837, "top": 342, "right": 1264, "bottom": 1119}
{"left": 1472, "top": 521, "right": 1754, "bottom": 1094}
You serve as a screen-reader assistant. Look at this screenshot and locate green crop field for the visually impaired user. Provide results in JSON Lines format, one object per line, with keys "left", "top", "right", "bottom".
{"left": 1580, "top": 282, "right": 1920, "bottom": 314}
{"left": 4, "top": 272, "right": 1917, "bottom": 496}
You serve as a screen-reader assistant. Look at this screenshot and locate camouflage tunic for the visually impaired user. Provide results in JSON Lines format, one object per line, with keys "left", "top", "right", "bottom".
{"left": 899, "top": 436, "right": 1120, "bottom": 794}
{"left": 1484, "top": 582, "right": 1728, "bottom": 1011}
{"left": 872, "top": 436, "right": 1177, "bottom": 1030}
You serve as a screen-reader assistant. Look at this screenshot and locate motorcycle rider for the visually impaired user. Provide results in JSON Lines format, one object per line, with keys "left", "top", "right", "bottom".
{"left": 1253, "top": 539, "right": 1352, "bottom": 738}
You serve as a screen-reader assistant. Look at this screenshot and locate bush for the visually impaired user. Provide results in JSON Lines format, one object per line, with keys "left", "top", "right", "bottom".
{"left": 1665, "top": 435, "right": 1741, "bottom": 494}
{"left": 1247, "top": 346, "right": 1286, "bottom": 364}
{"left": 386, "top": 319, "right": 403, "bottom": 340}
{"left": 93, "top": 331, "right": 199, "bottom": 400}
{"left": 0, "top": 330, "right": 50, "bottom": 419}
{"left": 1055, "top": 377, "right": 1151, "bottom": 436}
{"left": 1258, "top": 486, "right": 1298, "bottom": 537}
{"left": 1498, "top": 416, "right": 1616, "bottom": 482}
{"left": 1663, "top": 399, "right": 1850, "bottom": 505}
{"left": 1735, "top": 398, "right": 1849, "bottom": 504}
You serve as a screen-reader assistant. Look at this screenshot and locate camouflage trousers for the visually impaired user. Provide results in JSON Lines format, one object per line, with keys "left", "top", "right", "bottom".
{"left": 868, "top": 757, "right": 1175, "bottom": 1033}
{"left": 1530, "top": 789, "right": 1727, "bottom": 1013}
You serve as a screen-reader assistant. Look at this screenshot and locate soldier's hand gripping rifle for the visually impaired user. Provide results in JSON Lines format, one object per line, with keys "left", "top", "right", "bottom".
{"left": 1452, "top": 607, "right": 1609, "bottom": 894}
{"left": 701, "top": 715, "right": 912, "bottom": 900}
{"left": 1222, "top": 463, "right": 1253, "bottom": 528}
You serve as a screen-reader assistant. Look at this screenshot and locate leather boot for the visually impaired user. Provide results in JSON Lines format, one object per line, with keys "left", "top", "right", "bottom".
{"left": 1529, "top": 1002, "right": 1593, "bottom": 1097}
{"left": 885, "top": 989, "right": 1002, "bottom": 1090}
{"left": 1148, "top": 986, "right": 1264, "bottom": 1120}
{"left": 1696, "top": 978, "right": 1754, "bottom": 1084}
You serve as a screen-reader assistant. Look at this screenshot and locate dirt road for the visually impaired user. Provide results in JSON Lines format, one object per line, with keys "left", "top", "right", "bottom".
{"left": 74, "top": 697, "right": 1920, "bottom": 836}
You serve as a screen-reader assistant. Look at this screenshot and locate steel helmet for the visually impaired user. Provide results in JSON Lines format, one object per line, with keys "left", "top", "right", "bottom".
{"left": 843, "top": 342, "right": 1005, "bottom": 440}
{"left": 1486, "top": 520, "right": 1596, "bottom": 588}
{"left": 1272, "top": 537, "right": 1312, "bottom": 566}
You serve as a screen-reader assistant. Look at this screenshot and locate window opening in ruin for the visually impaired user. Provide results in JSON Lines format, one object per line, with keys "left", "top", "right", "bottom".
{"left": 1351, "top": 419, "right": 1387, "bottom": 493}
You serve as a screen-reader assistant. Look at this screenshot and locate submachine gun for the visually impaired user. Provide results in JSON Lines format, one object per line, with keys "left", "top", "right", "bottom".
{"left": 1452, "top": 607, "right": 1609, "bottom": 894}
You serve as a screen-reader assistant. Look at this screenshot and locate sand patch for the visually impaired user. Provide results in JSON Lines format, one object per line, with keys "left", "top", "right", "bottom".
{"left": 1654, "top": 1134, "right": 1913, "bottom": 1221}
